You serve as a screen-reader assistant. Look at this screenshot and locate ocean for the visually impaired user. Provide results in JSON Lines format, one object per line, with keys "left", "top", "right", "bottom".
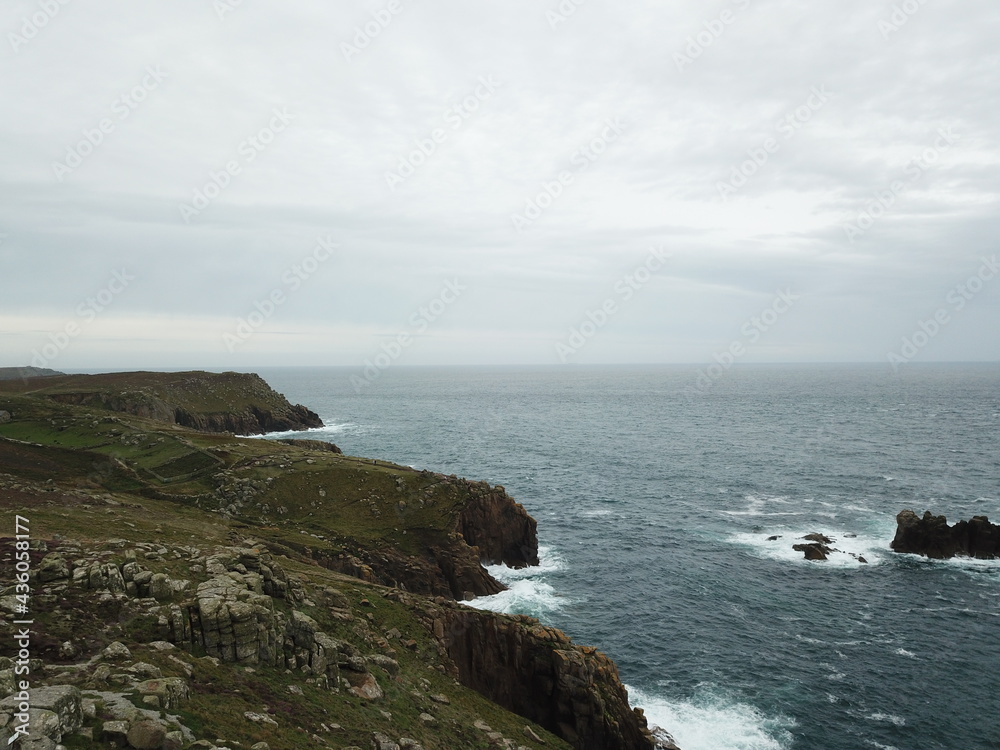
{"left": 253, "top": 363, "right": 1000, "bottom": 750}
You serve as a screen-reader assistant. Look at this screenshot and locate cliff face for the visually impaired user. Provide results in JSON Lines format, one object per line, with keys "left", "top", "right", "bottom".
{"left": 313, "top": 537, "right": 506, "bottom": 600}
{"left": 423, "top": 604, "right": 659, "bottom": 750}
{"left": 457, "top": 483, "right": 540, "bottom": 568}
{"left": 892, "top": 509, "right": 1000, "bottom": 559}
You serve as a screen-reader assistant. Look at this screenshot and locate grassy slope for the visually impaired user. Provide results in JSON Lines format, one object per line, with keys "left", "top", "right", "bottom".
{"left": 0, "top": 393, "right": 571, "bottom": 749}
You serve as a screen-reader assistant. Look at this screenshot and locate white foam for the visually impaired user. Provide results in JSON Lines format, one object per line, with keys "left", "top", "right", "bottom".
{"left": 867, "top": 712, "right": 906, "bottom": 727}
{"left": 903, "top": 553, "right": 1000, "bottom": 582}
{"left": 580, "top": 509, "right": 614, "bottom": 517}
{"left": 627, "top": 685, "right": 795, "bottom": 750}
{"left": 466, "top": 546, "right": 571, "bottom": 617}
{"left": 465, "top": 579, "right": 570, "bottom": 617}
{"left": 242, "top": 421, "right": 358, "bottom": 440}
{"left": 729, "top": 527, "right": 890, "bottom": 568}
{"left": 485, "top": 545, "right": 565, "bottom": 582}
{"left": 894, "top": 648, "right": 916, "bottom": 658}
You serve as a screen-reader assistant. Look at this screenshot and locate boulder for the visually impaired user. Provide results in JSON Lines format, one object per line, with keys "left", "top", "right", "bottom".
{"left": 28, "top": 685, "right": 83, "bottom": 736}
{"left": 148, "top": 573, "right": 173, "bottom": 601}
{"left": 37, "top": 553, "right": 70, "bottom": 582}
{"left": 891, "top": 510, "right": 1000, "bottom": 559}
{"left": 103, "top": 641, "right": 132, "bottom": 661}
{"left": 0, "top": 686, "right": 82, "bottom": 743}
{"left": 127, "top": 720, "right": 166, "bottom": 750}
{"left": 135, "top": 678, "right": 189, "bottom": 710}
{"left": 347, "top": 671, "right": 383, "bottom": 700}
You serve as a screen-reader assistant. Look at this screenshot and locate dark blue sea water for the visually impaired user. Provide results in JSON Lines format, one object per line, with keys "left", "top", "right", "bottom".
{"left": 254, "top": 364, "right": 1000, "bottom": 750}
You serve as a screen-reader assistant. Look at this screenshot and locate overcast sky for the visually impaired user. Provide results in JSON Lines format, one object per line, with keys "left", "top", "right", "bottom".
{"left": 2, "top": 0, "right": 998, "bottom": 371}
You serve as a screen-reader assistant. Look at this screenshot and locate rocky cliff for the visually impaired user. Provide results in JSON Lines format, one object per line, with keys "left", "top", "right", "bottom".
{"left": 457, "top": 483, "right": 539, "bottom": 568}
{"left": 0, "top": 372, "right": 671, "bottom": 750}
{"left": 422, "top": 604, "right": 663, "bottom": 750}
{"left": 891, "top": 509, "right": 1000, "bottom": 559}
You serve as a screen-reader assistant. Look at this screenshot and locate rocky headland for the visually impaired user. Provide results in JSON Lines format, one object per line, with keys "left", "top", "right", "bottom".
{"left": 0, "top": 371, "right": 322, "bottom": 435}
{"left": 0, "top": 370, "right": 668, "bottom": 750}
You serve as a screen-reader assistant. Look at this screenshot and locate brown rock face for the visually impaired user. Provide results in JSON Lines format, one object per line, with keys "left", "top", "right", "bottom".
{"left": 429, "top": 606, "right": 658, "bottom": 750}
{"left": 314, "top": 480, "right": 540, "bottom": 599}
{"left": 891, "top": 509, "right": 1000, "bottom": 559}
{"left": 456, "top": 483, "right": 539, "bottom": 568}
{"left": 315, "top": 540, "right": 505, "bottom": 600}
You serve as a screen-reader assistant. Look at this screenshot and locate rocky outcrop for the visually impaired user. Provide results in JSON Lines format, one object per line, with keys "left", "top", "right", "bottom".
{"left": 315, "top": 537, "right": 506, "bottom": 600}
{"left": 173, "top": 401, "right": 322, "bottom": 435}
{"left": 456, "top": 482, "right": 539, "bottom": 568}
{"left": 426, "top": 604, "right": 658, "bottom": 750}
{"left": 313, "top": 480, "right": 539, "bottom": 599}
{"left": 891, "top": 510, "right": 1000, "bottom": 559}
{"left": 278, "top": 438, "right": 342, "bottom": 454}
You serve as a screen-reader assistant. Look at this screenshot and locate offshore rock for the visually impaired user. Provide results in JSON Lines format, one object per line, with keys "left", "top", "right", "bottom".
{"left": 891, "top": 509, "right": 1000, "bottom": 559}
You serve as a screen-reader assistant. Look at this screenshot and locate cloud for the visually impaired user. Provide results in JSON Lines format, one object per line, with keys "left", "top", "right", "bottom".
{"left": 1, "top": 0, "right": 998, "bottom": 368}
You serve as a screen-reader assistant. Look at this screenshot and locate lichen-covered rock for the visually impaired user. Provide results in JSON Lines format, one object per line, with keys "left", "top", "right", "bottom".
{"left": 37, "top": 553, "right": 70, "bottom": 582}
{"left": 103, "top": 641, "right": 132, "bottom": 661}
{"left": 26, "top": 685, "right": 83, "bottom": 737}
{"left": 135, "top": 678, "right": 189, "bottom": 710}
{"left": 127, "top": 720, "right": 167, "bottom": 750}
{"left": 195, "top": 576, "right": 283, "bottom": 664}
